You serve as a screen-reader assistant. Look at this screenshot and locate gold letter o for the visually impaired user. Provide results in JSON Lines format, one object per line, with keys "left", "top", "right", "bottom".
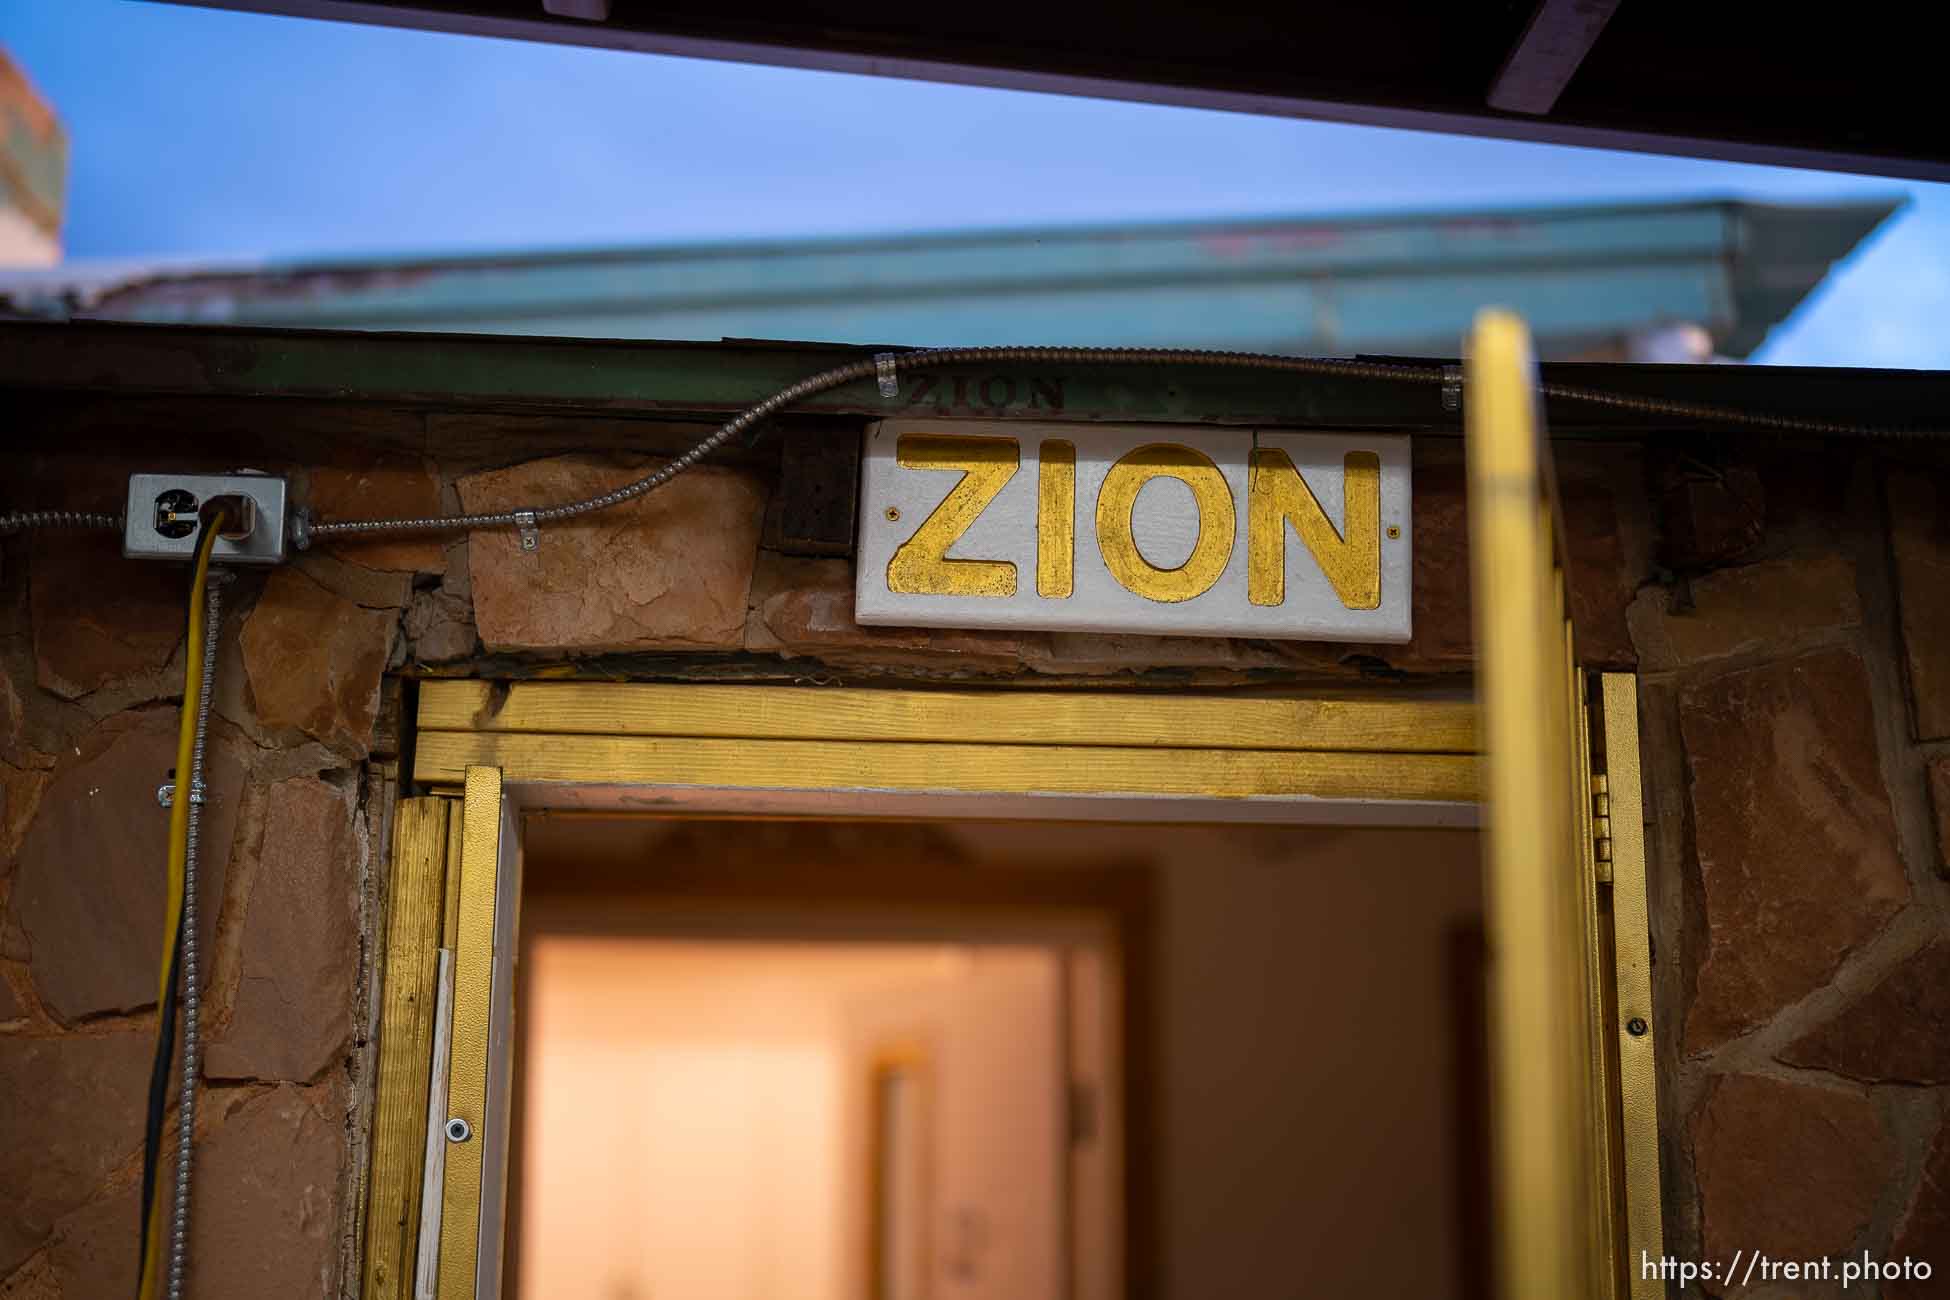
{"left": 1095, "top": 444, "right": 1235, "bottom": 603}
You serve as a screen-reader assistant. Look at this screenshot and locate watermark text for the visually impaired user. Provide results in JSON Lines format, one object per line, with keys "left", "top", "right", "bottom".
{"left": 1641, "top": 1249, "right": 1934, "bottom": 1290}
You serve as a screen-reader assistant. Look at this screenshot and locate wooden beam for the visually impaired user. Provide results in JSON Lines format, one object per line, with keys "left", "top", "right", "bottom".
{"left": 1487, "top": 0, "right": 1623, "bottom": 115}
{"left": 412, "top": 730, "right": 1480, "bottom": 804}
{"left": 415, "top": 680, "right": 1480, "bottom": 755}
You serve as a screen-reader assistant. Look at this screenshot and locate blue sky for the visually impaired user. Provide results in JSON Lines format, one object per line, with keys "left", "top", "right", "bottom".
{"left": 4, "top": 0, "right": 1946, "bottom": 366}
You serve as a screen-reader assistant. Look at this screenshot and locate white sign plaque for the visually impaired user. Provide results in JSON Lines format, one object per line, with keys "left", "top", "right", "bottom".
{"left": 855, "top": 421, "right": 1411, "bottom": 642}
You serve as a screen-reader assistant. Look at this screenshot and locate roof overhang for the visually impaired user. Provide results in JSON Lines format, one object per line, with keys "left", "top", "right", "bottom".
{"left": 0, "top": 199, "right": 1901, "bottom": 362}
{"left": 149, "top": 0, "right": 1949, "bottom": 182}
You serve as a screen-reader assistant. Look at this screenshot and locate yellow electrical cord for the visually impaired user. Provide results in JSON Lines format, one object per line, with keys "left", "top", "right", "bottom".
{"left": 137, "top": 512, "right": 225, "bottom": 1300}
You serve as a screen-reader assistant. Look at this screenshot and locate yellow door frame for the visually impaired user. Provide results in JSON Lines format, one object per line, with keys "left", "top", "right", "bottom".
{"left": 363, "top": 669, "right": 1659, "bottom": 1300}
{"left": 1467, "top": 308, "right": 1663, "bottom": 1299}
{"left": 358, "top": 312, "right": 1662, "bottom": 1299}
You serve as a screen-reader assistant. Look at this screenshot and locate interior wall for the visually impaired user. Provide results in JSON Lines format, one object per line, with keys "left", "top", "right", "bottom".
{"left": 937, "top": 822, "right": 1485, "bottom": 1300}
{"left": 833, "top": 946, "right": 1067, "bottom": 1300}
{"left": 520, "top": 816, "right": 1485, "bottom": 1300}
{"left": 524, "top": 1033, "right": 836, "bottom": 1300}
{"left": 516, "top": 938, "right": 1064, "bottom": 1300}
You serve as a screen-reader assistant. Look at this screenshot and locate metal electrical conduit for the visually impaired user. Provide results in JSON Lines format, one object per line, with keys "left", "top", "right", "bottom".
{"left": 2, "top": 345, "right": 1944, "bottom": 545}
{"left": 133, "top": 514, "right": 226, "bottom": 1300}
{"left": 167, "top": 564, "right": 224, "bottom": 1300}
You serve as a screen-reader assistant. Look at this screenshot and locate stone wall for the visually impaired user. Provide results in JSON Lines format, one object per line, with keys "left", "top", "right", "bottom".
{"left": 3, "top": 412, "right": 1945, "bottom": 1297}
{"left": 1634, "top": 443, "right": 1950, "bottom": 1297}
{"left": 383, "top": 436, "right": 1644, "bottom": 683}
{"left": 1, "top": 537, "right": 386, "bottom": 1298}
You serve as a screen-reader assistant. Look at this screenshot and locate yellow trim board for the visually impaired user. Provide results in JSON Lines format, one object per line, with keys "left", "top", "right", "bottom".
{"left": 415, "top": 680, "right": 1478, "bottom": 755}
{"left": 441, "top": 798, "right": 464, "bottom": 946}
{"left": 361, "top": 799, "right": 450, "bottom": 1300}
{"left": 412, "top": 730, "right": 1478, "bottom": 805}
{"left": 1603, "top": 673, "right": 1666, "bottom": 1298}
{"left": 436, "top": 767, "right": 503, "bottom": 1300}
{"left": 1467, "top": 308, "right": 1599, "bottom": 1299}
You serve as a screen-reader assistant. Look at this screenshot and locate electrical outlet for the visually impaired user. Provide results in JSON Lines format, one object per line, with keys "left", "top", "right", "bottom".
{"left": 122, "top": 473, "right": 289, "bottom": 564}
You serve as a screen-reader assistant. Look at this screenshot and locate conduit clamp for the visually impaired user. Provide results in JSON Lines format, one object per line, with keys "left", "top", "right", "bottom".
{"left": 875, "top": 352, "right": 900, "bottom": 399}
{"left": 156, "top": 780, "right": 212, "bottom": 809}
{"left": 515, "top": 510, "right": 540, "bottom": 553}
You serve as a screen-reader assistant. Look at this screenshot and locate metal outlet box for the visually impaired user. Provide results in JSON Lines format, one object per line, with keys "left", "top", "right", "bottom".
{"left": 122, "top": 472, "right": 289, "bottom": 565}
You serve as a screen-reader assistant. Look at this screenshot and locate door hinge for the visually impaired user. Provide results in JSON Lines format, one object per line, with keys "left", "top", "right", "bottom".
{"left": 1591, "top": 773, "right": 1614, "bottom": 883}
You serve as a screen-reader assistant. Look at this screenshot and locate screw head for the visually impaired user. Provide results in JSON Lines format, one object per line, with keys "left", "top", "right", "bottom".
{"left": 1386, "top": 525, "right": 1402, "bottom": 540}
{"left": 1626, "top": 1017, "right": 1649, "bottom": 1037}
{"left": 885, "top": 506, "right": 901, "bottom": 522}
{"left": 445, "top": 1117, "right": 472, "bottom": 1143}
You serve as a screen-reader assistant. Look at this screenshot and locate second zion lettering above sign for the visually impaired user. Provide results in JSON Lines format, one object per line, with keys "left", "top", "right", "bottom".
{"left": 855, "top": 421, "right": 1411, "bottom": 642}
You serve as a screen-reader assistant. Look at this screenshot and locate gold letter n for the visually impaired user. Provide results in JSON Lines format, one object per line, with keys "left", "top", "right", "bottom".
{"left": 1247, "top": 449, "right": 1381, "bottom": 609}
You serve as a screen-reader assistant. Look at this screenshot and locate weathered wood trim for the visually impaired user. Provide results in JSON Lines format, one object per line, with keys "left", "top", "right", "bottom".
{"left": 362, "top": 798, "right": 451, "bottom": 1300}
{"left": 1602, "top": 673, "right": 1666, "bottom": 1298}
{"left": 412, "top": 729, "right": 1478, "bottom": 805}
{"left": 435, "top": 768, "right": 505, "bottom": 1300}
{"left": 416, "top": 679, "right": 1479, "bottom": 755}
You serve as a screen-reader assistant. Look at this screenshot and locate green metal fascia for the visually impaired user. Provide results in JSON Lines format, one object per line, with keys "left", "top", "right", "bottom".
{"left": 2, "top": 319, "right": 1946, "bottom": 437}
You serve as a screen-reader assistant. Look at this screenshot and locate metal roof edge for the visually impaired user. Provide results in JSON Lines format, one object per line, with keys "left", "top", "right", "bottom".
{"left": 1720, "top": 198, "right": 1907, "bottom": 358}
